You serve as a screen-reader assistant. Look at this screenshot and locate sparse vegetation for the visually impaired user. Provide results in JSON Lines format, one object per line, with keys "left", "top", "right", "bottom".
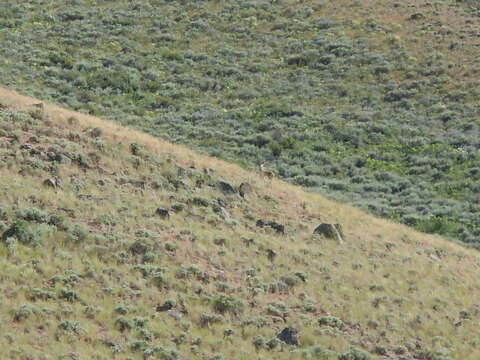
{"left": 0, "top": 0, "right": 479, "bottom": 245}
{"left": 0, "top": 98, "right": 479, "bottom": 359}
{"left": 0, "top": 0, "right": 479, "bottom": 358}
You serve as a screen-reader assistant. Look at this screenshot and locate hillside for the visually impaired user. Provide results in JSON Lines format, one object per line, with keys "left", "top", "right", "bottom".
{"left": 0, "top": 0, "right": 479, "bottom": 246}
{"left": 1, "top": 89, "right": 480, "bottom": 359}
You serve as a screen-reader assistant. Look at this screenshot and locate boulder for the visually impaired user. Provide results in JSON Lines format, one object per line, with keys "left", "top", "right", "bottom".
{"left": 217, "top": 181, "right": 237, "bottom": 194}
{"left": 239, "top": 182, "right": 253, "bottom": 198}
{"left": 313, "top": 223, "right": 344, "bottom": 242}
{"left": 277, "top": 327, "right": 299, "bottom": 346}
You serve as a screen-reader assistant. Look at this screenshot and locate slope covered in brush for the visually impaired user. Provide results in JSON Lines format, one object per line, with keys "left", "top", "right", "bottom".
{"left": 0, "top": 0, "right": 479, "bottom": 245}
{"left": 1, "top": 91, "right": 480, "bottom": 359}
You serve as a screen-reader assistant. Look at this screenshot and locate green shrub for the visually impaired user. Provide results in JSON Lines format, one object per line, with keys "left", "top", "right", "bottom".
{"left": 11, "top": 304, "right": 39, "bottom": 322}
{"left": 318, "top": 316, "right": 344, "bottom": 330}
{"left": 15, "top": 208, "right": 49, "bottom": 223}
{"left": 58, "top": 320, "right": 84, "bottom": 335}
{"left": 199, "top": 313, "right": 224, "bottom": 327}
{"left": 1, "top": 220, "right": 41, "bottom": 246}
{"left": 67, "top": 224, "right": 89, "bottom": 244}
{"left": 212, "top": 294, "right": 245, "bottom": 316}
{"left": 338, "top": 346, "right": 371, "bottom": 360}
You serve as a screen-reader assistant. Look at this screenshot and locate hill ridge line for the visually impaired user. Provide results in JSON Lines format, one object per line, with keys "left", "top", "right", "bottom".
{"left": 0, "top": 86, "right": 473, "bottom": 256}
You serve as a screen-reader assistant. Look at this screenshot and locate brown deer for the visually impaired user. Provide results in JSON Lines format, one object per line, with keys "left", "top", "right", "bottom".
{"left": 259, "top": 162, "right": 274, "bottom": 181}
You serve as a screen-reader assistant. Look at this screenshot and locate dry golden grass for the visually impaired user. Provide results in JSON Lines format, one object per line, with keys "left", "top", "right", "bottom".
{"left": 1, "top": 87, "right": 480, "bottom": 359}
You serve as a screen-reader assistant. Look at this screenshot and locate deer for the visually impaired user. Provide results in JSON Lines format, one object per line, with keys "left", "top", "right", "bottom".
{"left": 259, "top": 161, "right": 274, "bottom": 181}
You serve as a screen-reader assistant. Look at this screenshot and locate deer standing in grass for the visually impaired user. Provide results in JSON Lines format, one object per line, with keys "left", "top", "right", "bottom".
{"left": 260, "top": 162, "right": 274, "bottom": 182}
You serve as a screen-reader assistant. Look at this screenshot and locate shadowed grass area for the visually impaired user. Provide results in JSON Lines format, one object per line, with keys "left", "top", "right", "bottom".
{"left": 0, "top": 89, "right": 480, "bottom": 359}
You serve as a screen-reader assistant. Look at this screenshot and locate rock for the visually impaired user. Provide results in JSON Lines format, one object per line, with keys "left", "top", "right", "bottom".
{"left": 277, "top": 327, "right": 299, "bottom": 346}
{"left": 119, "top": 178, "right": 146, "bottom": 189}
{"left": 89, "top": 127, "right": 103, "bottom": 138}
{"left": 266, "top": 249, "right": 277, "bottom": 261}
{"left": 256, "top": 219, "right": 285, "bottom": 234}
{"left": 410, "top": 12, "right": 424, "bottom": 20}
{"left": 166, "top": 310, "right": 184, "bottom": 321}
{"left": 213, "top": 238, "right": 227, "bottom": 246}
{"left": 256, "top": 219, "right": 267, "bottom": 227}
{"left": 189, "top": 197, "right": 210, "bottom": 207}
{"left": 47, "top": 149, "right": 71, "bottom": 164}
{"left": 313, "top": 223, "right": 344, "bottom": 242}
{"left": 239, "top": 182, "right": 253, "bottom": 198}
{"left": 213, "top": 206, "right": 231, "bottom": 221}
{"left": 269, "top": 222, "right": 285, "bottom": 234}
{"left": 217, "top": 180, "right": 237, "bottom": 194}
{"left": 43, "top": 178, "right": 60, "bottom": 188}
{"left": 155, "top": 208, "right": 171, "bottom": 219}
{"left": 53, "top": 153, "right": 72, "bottom": 164}
{"left": 218, "top": 207, "right": 231, "bottom": 221}
{"left": 157, "top": 300, "right": 175, "bottom": 312}
{"left": 129, "top": 241, "right": 150, "bottom": 255}
{"left": 171, "top": 180, "right": 190, "bottom": 191}
{"left": 216, "top": 198, "right": 228, "bottom": 208}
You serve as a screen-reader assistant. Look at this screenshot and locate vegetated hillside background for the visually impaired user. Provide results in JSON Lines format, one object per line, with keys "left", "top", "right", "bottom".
{"left": 2, "top": 95, "right": 480, "bottom": 360}
{"left": 0, "top": 0, "right": 480, "bottom": 245}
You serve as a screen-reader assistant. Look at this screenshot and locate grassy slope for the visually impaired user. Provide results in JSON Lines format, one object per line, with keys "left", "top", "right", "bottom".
{"left": 1, "top": 89, "right": 480, "bottom": 359}
{"left": 0, "top": 0, "right": 479, "bottom": 245}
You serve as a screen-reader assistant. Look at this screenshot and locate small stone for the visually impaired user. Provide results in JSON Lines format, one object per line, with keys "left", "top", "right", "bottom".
{"left": 277, "top": 327, "right": 299, "bottom": 346}
{"left": 256, "top": 219, "right": 267, "bottom": 227}
{"left": 43, "top": 178, "right": 58, "bottom": 188}
{"left": 266, "top": 249, "right": 277, "bottom": 261}
{"left": 89, "top": 127, "right": 103, "bottom": 138}
{"left": 157, "top": 300, "right": 175, "bottom": 312}
{"left": 155, "top": 208, "right": 171, "bottom": 219}
{"left": 256, "top": 219, "right": 285, "bottom": 234}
